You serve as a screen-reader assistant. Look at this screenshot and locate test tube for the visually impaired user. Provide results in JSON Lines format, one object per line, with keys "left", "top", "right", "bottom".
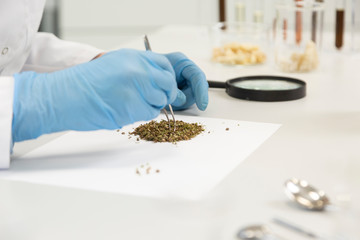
{"left": 295, "top": 0, "right": 303, "bottom": 45}
{"left": 235, "top": 0, "right": 246, "bottom": 22}
{"left": 254, "top": 10, "right": 264, "bottom": 23}
{"left": 311, "top": 0, "right": 324, "bottom": 44}
{"left": 219, "top": 0, "right": 226, "bottom": 22}
{"left": 274, "top": 7, "right": 288, "bottom": 41}
{"left": 351, "top": 0, "right": 359, "bottom": 51}
{"left": 273, "top": 11, "right": 279, "bottom": 40}
{"left": 335, "top": 0, "right": 346, "bottom": 49}
{"left": 283, "top": 18, "right": 288, "bottom": 41}
{"left": 311, "top": 8, "right": 317, "bottom": 42}
{"left": 253, "top": 0, "right": 264, "bottom": 23}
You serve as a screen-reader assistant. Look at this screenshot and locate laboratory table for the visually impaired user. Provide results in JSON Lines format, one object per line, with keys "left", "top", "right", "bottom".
{"left": 1, "top": 25, "right": 359, "bottom": 240}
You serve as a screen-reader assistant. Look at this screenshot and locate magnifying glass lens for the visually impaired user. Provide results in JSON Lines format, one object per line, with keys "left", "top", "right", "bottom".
{"left": 233, "top": 80, "right": 302, "bottom": 91}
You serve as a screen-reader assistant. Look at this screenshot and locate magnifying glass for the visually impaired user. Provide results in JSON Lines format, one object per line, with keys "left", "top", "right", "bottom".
{"left": 208, "top": 75, "right": 306, "bottom": 102}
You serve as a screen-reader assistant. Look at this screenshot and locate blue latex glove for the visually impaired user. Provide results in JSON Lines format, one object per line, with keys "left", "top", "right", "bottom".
{"left": 164, "top": 52, "right": 209, "bottom": 111}
{"left": 12, "top": 49, "right": 184, "bottom": 142}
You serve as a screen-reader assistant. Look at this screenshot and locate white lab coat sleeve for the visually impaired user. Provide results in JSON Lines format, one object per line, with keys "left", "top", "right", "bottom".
{"left": 22, "top": 32, "right": 103, "bottom": 73}
{"left": 0, "top": 76, "right": 14, "bottom": 169}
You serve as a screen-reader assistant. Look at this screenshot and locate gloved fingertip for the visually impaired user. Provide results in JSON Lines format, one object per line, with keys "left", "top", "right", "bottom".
{"left": 197, "top": 102, "right": 208, "bottom": 111}
{"left": 200, "top": 102, "right": 208, "bottom": 111}
{"left": 178, "top": 89, "right": 187, "bottom": 103}
{"left": 197, "top": 94, "right": 209, "bottom": 111}
{"left": 171, "top": 90, "right": 187, "bottom": 107}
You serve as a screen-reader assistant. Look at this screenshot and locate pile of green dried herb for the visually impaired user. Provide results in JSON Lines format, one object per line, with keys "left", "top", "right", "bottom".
{"left": 130, "top": 120, "right": 204, "bottom": 143}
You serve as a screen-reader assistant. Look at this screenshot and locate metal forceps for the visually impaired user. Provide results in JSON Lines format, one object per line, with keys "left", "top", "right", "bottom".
{"left": 143, "top": 35, "right": 176, "bottom": 131}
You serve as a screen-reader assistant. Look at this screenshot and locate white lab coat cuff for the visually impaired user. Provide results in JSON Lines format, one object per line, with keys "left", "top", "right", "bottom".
{"left": 22, "top": 32, "right": 103, "bottom": 73}
{"left": 0, "top": 76, "right": 14, "bottom": 169}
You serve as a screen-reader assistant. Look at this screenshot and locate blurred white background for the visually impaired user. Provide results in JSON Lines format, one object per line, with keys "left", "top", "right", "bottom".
{"left": 39, "top": 0, "right": 359, "bottom": 50}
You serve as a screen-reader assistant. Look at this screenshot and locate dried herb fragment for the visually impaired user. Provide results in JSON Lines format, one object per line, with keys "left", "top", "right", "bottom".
{"left": 226, "top": 128, "right": 229, "bottom": 131}
{"left": 130, "top": 120, "right": 204, "bottom": 143}
{"left": 135, "top": 163, "right": 160, "bottom": 176}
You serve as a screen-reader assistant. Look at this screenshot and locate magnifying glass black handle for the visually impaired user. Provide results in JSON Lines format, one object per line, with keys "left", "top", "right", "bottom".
{"left": 207, "top": 80, "right": 226, "bottom": 88}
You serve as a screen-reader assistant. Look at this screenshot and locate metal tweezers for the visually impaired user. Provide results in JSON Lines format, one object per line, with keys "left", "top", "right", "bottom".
{"left": 144, "top": 35, "right": 176, "bottom": 131}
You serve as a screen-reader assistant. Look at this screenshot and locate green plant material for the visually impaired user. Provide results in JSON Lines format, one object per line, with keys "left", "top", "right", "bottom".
{"left": 130, "top": 120, "right": 204, "bottom": 143}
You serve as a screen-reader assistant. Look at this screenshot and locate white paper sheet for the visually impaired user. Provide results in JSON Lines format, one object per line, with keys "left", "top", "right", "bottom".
{"left": 2, "top": 115, "right": 280, "bottom": 200}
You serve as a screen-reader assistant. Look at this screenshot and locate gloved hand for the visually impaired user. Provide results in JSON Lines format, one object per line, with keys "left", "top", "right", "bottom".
{"left": 12, "top": 49, "right": 185, "bottom": 142}
{"left": 164, "top": 52, "right": 209, "bottom": 111}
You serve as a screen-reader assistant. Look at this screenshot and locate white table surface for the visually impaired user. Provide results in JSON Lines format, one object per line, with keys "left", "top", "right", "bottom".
{"left": 1, "top": 25, "right": 360, "bottom": 240}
